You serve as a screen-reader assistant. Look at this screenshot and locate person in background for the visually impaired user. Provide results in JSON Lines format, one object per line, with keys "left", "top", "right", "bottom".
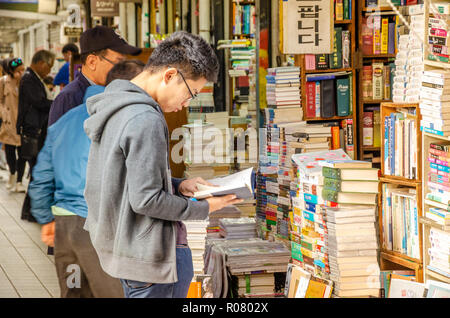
{"left": 83, "top": 31, "right": 242, "bottom": 298}
{"left": 47, "top": 26, "right": 141, "bottom": 127}
{"left": 44, "top": 76, "right": 56, "bottom": 99}
{"left": 29, "top": 60, "right": 145, "bottom": 298}
{"left": 0, "top": 58, "right": 26, "bottom": 192}
{"left": 53, "top": 43, "right": 79, "bottom": 89}
{"left": 17, "top": 50, "right": 55, "bottom": 222}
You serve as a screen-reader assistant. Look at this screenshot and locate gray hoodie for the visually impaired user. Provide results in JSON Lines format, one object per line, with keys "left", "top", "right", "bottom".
{"left": 83, "top": 79, "right": 209, "bottom": 284}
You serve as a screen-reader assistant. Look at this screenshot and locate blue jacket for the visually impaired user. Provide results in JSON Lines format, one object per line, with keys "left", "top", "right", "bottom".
{"left": 53, "top": 62, "right": 69, "bottom": 86}
{"left": 48, "top": 71, "right": 90, "bottom": 127}
{"left": 29, "top": 85, "right": 105, "bottom": 224}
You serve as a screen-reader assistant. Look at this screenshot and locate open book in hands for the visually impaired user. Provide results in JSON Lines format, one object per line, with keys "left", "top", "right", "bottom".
{"left": 193, "top": 168, "right": 254, "bottom": 200}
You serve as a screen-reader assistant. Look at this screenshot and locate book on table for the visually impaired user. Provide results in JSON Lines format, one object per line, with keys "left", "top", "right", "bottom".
{"left": 194, "top": 167, "right": 254, "bottom": 199}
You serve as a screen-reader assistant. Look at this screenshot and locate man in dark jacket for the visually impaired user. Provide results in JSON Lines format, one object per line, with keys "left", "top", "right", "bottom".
{"left": 47, "top": 26, "right": 141, "bottom": 127}
{"left": 17, "top": 49, "right": 55, "bottom": 222}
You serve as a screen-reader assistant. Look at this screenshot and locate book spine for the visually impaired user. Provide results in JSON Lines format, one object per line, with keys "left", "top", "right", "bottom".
{"left": 384, "top": 65, "right": 391, "bottom": 101}
{"left": 390, "top": 113, "right": 395, "bottom": 177}
{"left": 322, "top": 167, "right": 341, "bottom": 180}
{"left": 336, "top": 0, "right": 344, "bottom": 20}
{"left": 373, "top": 15, "right": 382, "bottom": 55}
{"left": 373, "top": 63, "right": 384, "bottom": 100}
{"left": 330, "top": 27, "right": 343, "bottom": 69}
{"left": 345, "top": 119, "right": 355, "bottom": 159}
{"left": 306, "top": 81, "right": 316, "bottom": 118}
{"left": 388, "top": 21, "right": 395, "bottom": 54}
{"left": 362, "top": 17, "right": 374, "bottom": 55}
{"left": 363, "top": 111, "right": 374, "bottom": 146}
{"left": 343, "top": 0, "right": 349, "bottom": 20}
{"left": 336, "top": 77, "right": 350, "bottom": 116}
{"left": 305, "top": 54, "right": 316, "bottom": 70}
{"left": 342, "top": 31, "right": 351, "bottom": 68}
{"left": 381, "top": 17, "right": 389, "bottom": 55}
{"left": 384, "top": 115, "right": 390, "bottom": 175}
{"left": 331, "top": 126, "right": 340, "bottom": 150}
{"left": 362, "top": 66, "right": 373, "bottom": 100}
{"left": 315, "top": 81, "right": 321, "bottom": 118}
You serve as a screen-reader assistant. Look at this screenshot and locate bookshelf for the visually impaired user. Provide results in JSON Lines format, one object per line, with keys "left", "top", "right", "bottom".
{"left": 378, "top": 102, "right": 424, "bottom": 282}
{"left": 357, "top": 1, "right": 404, "bottom": 164}
{"left": 296, "top": 0, "right": 358, "bottom": 159}
{"left": 421, "top": 131, "right": 450, "bottom": 284}
{"left": 419, "top": 1, "right": 450, "bottom": 285}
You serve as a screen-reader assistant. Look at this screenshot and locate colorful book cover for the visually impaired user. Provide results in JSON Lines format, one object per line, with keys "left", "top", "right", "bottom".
{"left": 373, "top": 15, "right": 382, "bottom": 55}
{"left": 363, "top": 112, "right": 374, "bottom": 146}
{"left": 372, "top": 62, "right": 384, "bottom": 100}
{"left": 336, "top": 77, "right": 350, "bottom": 116}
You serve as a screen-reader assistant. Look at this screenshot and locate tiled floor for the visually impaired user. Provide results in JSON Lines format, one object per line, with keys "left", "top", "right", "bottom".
{"left": 0, "top": 168, "right": 60, "bottom": 298}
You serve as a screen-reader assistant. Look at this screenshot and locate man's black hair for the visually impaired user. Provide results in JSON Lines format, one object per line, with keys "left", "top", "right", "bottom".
{"left": 62, "top": 43, "right": 79, "bottom": 55}
{"left": 105, "top": 59, "right": 145, "bottom": 86}
{"left": 145, "top": 31, "right": 219, "bottom": 83}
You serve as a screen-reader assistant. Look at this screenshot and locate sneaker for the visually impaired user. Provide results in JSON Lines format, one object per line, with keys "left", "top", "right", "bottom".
{"left": 6, "top": 173, "right": 17, "bottom": 190}
{"left": 14, "top": 182, "right": 26, "bottom": 193}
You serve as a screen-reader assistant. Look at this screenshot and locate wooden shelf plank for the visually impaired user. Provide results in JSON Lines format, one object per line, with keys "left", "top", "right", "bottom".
{"left": 362, "top": 6, "right": 397, "bottom": 12}
{"left": 362, "top": 100, "right": 393, "bottom": 104}
{"left": 305, "top": 115, "right": 353, "bottom": 121}
{"left": 304, "top": 68, "right": 353, "bottom": 74}
{"left": 419, "top": 216, "right": 448, "bottom": 232}
{"left": 381, "top": 251, "right": 422, "bottom": 267}
{"left": 423, "top": 132, "right": 450, "bottom": 141}
{"left": 424, "top": 59, "right": 450, "bottom": 69}
{"left": 380, "top": 176, "right": 421, "bottom": 186}
{"left": 334, "top": 20, "right": 353, "bottom": 24}
{"left": 362, "top": 146, "right": 380, "bottom": 151}
{"left": 425, "top": 268, "right": 450, "bottom": 284}
{"left": 363, "top": 54, "right": 396, "bottom": 58}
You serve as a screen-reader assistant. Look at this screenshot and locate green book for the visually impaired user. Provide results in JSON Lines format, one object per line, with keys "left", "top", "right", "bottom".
{"left": 349, "top": 73, "right": 353, "bottom": 115}
{"left": 343, "top": 0, "right": 349, "bottom": 20}
{"left": 330, "top": 27, "right": 343, "bottom": 69}
{"left": 336, "top": 77, "right": 350, "bottom": 116}
{"left": 322, "top": 166, "right": 379, "bottom": 181}
{"left": 322, "top": 188, "right": 340, "bottom": 202}
{"left": 323, "top": 177, "right": 342, "bottom": 192}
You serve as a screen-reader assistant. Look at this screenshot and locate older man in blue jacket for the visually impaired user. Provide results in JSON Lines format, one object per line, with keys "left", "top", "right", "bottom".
{"left": 28, "top": 60, "right": 144, "bottom": 298}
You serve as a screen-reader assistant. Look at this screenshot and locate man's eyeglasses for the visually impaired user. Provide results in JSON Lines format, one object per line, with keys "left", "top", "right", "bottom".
{"left": 10, "top": 58, "right": 23, "bottom": 68}
{"left": 178, "top": 70, "right": 197, "bottom": 102}
{"left": 99, "top": 55, "right": 117, "bottom": 65}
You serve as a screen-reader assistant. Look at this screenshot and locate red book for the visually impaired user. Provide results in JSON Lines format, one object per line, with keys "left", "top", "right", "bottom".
{"left": 406, "top": 0, "right": 418, "bottom": 4}
{"left": 362, "top": 17, "right": 374, "bottom": 55}
{"left": 306, "top": 81, "right": 316, "bottom": 118}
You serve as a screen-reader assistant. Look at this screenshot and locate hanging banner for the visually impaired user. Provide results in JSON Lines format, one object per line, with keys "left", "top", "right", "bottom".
{"left": 282, "top": 0, "right": 334, "bottom": 54}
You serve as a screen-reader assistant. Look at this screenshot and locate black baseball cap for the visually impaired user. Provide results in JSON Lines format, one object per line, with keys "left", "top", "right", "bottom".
{"left": 80, "top": 26, "right": 141, "bottom": 56}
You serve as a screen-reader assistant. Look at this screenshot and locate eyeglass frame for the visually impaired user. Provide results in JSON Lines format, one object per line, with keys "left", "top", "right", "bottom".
{"left": 177, "top": 70, "right": 197, "bottom": 102}
{"left": 99, "top": 55, "right": 117, "bottom": 65}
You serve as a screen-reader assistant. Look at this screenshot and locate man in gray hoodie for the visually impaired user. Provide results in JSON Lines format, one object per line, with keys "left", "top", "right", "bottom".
{"left": 83, "top": 31, "right": 242, "bottom": 298}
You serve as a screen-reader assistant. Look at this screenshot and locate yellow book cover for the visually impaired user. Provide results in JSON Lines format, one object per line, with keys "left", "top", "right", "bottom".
{"left": 373, "top": 110, "right": 381, "bottom": 147}
{"left": 187, "top": 282, "right": 202, "bottom": 298}
{"left": 305, "top": 280, "right": 326, "bottom": 298}
{"left": 381, "top": 18, "right": 389, "bottom": 54}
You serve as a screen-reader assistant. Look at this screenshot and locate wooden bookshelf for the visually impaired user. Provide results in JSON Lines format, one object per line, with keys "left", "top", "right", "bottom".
{"left": 420, "top": 1, "right": 450, "bottom": 284}
{"left": 297, "top": 0, "right": 358, "bottom": 159}
{"left": 378, "top": 102, "right": 424, "bottom": 282}
{"left": 421, "top": 132, "right": 450, "bottom": 284}
{"left": 356, "top": 1, "right": 403, "bottom": 163}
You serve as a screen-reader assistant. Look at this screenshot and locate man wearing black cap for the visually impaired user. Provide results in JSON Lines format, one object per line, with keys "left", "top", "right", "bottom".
{"left": 48, "top": 26, "right": 141, "bottom": 127}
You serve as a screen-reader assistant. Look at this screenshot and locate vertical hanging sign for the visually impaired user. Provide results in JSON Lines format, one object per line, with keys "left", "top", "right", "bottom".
{"left": 282, "top": 0, "right": 334, "bottom": 54}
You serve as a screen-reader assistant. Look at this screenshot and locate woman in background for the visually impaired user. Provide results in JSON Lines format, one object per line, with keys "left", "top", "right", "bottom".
{"left": 0, "top": 58, "right": 26, "bottom": 192}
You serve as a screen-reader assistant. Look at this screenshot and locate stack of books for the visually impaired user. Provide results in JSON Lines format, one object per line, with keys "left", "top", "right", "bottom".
{"left": 207, "top": 205, "right": 242, "bottom": 238}
{"left": 427, "top": 3, "right": 450, "bottom": 64}
{"left": 183, "top": 122, "right": 215, "bottom": 178}
{"left": 381, "top": 185, "right": 421, "bottom": 259}
{"left": 318, "top": 160, "right": 380, "bottom": 298}
{"left": 233, "top": 273, "right": 276, "bottom": 297}
{"left": 428, "top": 228, "right": 450, "bottom": 278}
{"left": 221, "top": 240, "right": 291, "bottom": 275}
{"left": 426, "top": 142, "right": 450, "bottom": 204}
{"left": 184, "top": 220, "right": 209, "bottom": 278}
{"left": 383, "top": 109, "right": 418, "bottom": 179}
{"left": 188, "top": 82, "right": 215, "bottom": 114}
{"left": 266, "top": 66, "right": 301, "bottom": 108}
{"left": 425, "top": 207, "right": 450, "bottom": 230}
{"left": 420, "top": 69, "right": 450, "bottom": 137}
{"left": 284, "top": 263, "right": 333, "bottom": 298}
{"left": 392, "top": 7, "right": 425, "bottom": 103}
{"left": 219, "top": 217, "right": 258, "bottom": 240}
{"left": 290, "top": 149, "right": 351, "bottom": 280}
{"left": 229, "top": 46, "right": 255, "bottom": 77}
{"left": 324, "top": 205, "right": 380, "bottom": 298}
